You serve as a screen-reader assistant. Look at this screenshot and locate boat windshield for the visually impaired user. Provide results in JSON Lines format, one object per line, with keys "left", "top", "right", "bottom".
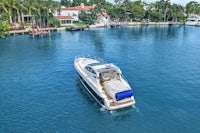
{"left": 100, "top": 70, "right": 119, "bottom": 81}
{"left": 187, "top": 18, "right": 196, "bottom": 21}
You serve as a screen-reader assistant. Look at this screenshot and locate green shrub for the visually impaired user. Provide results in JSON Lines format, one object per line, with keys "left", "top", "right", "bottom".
{"left": 73, "top": 22, "right": 87, "bottom": 26}
{"left": 150, "top": 11, "right": 162, "bottom": 22}
{"left": 78, "top": 11, "right": 97, "bottom": 25}
{"left": 0, "top": 13, "right": 9, "bottom": 21}
{"left": 48, "top": 18, "right": 60, "bottom": 27}
{"left": 0, "top": 21, "right": 10, "bottom": 38}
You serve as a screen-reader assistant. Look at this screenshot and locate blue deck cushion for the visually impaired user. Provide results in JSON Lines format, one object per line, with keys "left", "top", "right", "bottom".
{"left": 115, "top": 90, "right": 133, "bottom": 101}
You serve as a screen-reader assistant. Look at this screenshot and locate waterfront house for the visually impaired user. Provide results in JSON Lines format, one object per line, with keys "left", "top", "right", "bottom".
{"left": 53, "top": 3, "right": 111, "bottom": 27}
{"left": 55, "top": 16, "right": 74, "bottom": 26}
{"left": 96, "top": 13, "right": 110, "bottom": 26}
{"left": 53, "top": 3, "right": 95, "bottom": 26}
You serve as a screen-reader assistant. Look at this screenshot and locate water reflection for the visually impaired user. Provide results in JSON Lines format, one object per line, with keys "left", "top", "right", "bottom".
{"left": 152, "top": 26, "right": 181, "bottom": 41}
{"left": 88, "top": 29, "right": 105, "bottom": 57}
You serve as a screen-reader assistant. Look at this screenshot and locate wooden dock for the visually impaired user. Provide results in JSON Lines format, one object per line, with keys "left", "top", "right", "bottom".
{"left": 66, "top": 26, "right": 89, "bottom": 31}
{"left": 8, "top": 27, "right": 57, "bottom": 38}
{"left": 9, "top": 30, "right": 28, "bottom": 35}
{"left": 28, "top": 28, "right": 51, "bottom": 38}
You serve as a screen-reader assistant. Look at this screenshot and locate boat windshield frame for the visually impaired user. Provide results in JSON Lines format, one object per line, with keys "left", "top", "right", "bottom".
{"left": 99, "top": 70, "right": 120, "bottom": 81}
{"left": 85, "top": 66, "right": 96, "bottom": 75}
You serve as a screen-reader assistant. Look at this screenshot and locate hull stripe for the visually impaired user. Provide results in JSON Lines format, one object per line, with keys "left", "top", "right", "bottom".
{"left": 78, "top": 74, "right": 105, "bottom": 106}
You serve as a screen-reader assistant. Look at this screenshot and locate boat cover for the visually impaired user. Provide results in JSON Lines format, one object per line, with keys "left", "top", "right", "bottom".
{"left": 104, "top": 80, "right": 133, "bottom": 101}
{"left": 115, "top": 90, "right": 133, "bottom": 101}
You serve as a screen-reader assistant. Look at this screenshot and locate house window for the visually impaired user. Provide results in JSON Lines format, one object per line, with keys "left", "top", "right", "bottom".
{"left": 61, "top": 20, "right": 71, "bottom": 24}
{"left": 24, "top": 16, "right": 32, "bottom": 23}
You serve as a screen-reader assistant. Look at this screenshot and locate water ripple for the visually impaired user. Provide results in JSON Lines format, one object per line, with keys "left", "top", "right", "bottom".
{"left": 0, "top": 26, "right": 200, "bottom": 133}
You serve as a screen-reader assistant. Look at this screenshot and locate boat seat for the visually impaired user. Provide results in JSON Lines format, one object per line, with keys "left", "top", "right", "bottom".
{"left": 102, "top": 76, "right": 110, "bottom": 81}
{"left": 101, "top": 73, "right": 110, "bottom": 81}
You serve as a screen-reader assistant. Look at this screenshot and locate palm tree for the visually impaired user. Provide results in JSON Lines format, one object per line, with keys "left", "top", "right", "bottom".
{"left": 14, "top": 0, "right": 27, "bottom": 24}
{"left": 0, "top": 0, "right": 8, "bottom": 14}
{"left": 124, "top": 0, "right": 145, "bottom": 21}
{"left": 43, "top": 0, "right": 61, "bottom": 26}
{"left": 155, "top": 0, "right": 171, "bottom": 22}
{"left": 2, "top": 0, "right": 20, "bottom": 24}
{"left": 23, "top": 0, "right": 38, "bottom": 26}
{"left": 3, "top": 0, "right": 15, "bottom": 24}
{"left": 169, "top": 4, "right": 185, "bottom": 22}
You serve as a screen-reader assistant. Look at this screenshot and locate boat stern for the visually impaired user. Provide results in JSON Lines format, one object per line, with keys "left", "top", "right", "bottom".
{"left": 105, "top": 96, "right": 136, "bottom": 110}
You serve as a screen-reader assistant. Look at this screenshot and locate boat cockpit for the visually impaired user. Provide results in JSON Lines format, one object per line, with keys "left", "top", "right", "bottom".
{"left": 99, "top": 70, "right": 119, "bottom": 82}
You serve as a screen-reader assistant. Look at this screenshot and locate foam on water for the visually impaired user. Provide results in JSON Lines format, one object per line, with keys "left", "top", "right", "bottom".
{"left": 100, "top": 107, "right": 106, "bottom": 112}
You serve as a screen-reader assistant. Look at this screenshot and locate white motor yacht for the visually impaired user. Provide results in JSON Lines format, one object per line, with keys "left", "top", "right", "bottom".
{"left": 196, "top": 19, "right": 200, "bottom": 26}
{"left": 185, "top": 14, "right": 200, "bottom": 26}
{"left": 74, "top": 57, "right": 135, "bottom": 110}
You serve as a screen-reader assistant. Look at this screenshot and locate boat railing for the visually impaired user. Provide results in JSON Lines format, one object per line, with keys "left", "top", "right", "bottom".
{"left": 75, "top": 55, "right": 108, "bottom": 64}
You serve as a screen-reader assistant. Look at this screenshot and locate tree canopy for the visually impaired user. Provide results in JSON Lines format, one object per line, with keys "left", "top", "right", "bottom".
{"left": 1, "top": 0, "right": 200, "bottom": 38}
{"left": 0, "top": 0, "right": 60, "bottom": 26}
{"left": 64, "top": 0, "right": 189, "bottom": 22}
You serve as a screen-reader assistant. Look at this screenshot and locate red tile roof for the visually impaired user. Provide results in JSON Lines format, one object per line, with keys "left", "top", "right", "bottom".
{"left": 102, "top": 13, "right": 110, "bottom": 17}
{"left": 55, "top": 16, "right": 73, "bottom": 20}
{"left": 62, "top": 6, "right": 94, "bottom": 11}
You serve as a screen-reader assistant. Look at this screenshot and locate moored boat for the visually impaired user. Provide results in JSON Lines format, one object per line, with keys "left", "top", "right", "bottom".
{"left": 196, "top": 19, "right": 200, "bottom": 26}
{"left": 185, "top": 14, "right": 200, "bottom": 26}
{"left": 74, "top": 57, "right": 135, "bottom": 110}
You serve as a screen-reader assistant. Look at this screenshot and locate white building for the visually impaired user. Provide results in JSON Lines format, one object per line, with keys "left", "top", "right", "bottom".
{"left": 54, "top": 3, "right": 95, "bottom": 26}
{"left": 96, "top": 13, "right": 110, "bottom": 26}
{"left": 55, "top": 16, "right": 74, "bottom": 26}
{"left": 54, "top": 3, "right": 110, "bottom": 26}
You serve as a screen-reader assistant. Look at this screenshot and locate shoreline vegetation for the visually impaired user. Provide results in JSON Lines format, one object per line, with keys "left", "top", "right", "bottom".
{"left": 1, "top": 0, "right": 200, "bottom": 38}
{"left": 8, "top": 21, "right": 185, "bottom": 36}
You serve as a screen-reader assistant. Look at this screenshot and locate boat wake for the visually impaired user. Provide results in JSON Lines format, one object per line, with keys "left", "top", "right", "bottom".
{"left": 132, "top": 105, "right": 141, "bottom": 113}
{"left": 100, "top": 107, "right": 106, "bottom": 112}
{"left": 99, "top": 104, "right": 141, "bottom": 118}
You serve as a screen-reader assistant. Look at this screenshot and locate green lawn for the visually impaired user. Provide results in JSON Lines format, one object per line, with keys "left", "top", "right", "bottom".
{"left": 60, "top": 22, "right": 88, "bottom": 28}
{"left": 61, "top": 25, "right": 72, "bottom": 28}
{"left": 73, "top": 22, "right": 87, "bottom": 27}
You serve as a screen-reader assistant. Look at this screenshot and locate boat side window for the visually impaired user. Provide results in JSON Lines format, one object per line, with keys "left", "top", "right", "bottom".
{"left": 85, "top": 66, "right": 96, "bottom": 75}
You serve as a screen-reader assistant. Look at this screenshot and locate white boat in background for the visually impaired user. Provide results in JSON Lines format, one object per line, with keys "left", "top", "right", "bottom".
{"left": 185, "top": 14, "right": 200, "bottom": 26}
{"left": 196, "top": 19, "right": 200, "bottom": 26}
{"left": 74, "top": 57, "right": 135, "bottom": 110}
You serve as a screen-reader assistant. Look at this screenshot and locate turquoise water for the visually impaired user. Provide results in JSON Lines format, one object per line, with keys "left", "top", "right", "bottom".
{"left": 0, "top": 26, "right": 200, "bottom": 133}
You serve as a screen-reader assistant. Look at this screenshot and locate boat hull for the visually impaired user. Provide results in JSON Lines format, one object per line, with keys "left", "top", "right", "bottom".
{"left": 185, "top": 22, "right": 197, "bottom": 26}
{"left": 78, "top": 73, "right": 105, "bottom": 106}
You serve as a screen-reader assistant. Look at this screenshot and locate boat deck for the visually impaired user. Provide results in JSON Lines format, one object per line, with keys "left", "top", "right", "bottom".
{"left": 103, "top": 85, "right": 133, "bottom": 107}
{"left": 110, "top": 99, "right": 134, "bottom": 106}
